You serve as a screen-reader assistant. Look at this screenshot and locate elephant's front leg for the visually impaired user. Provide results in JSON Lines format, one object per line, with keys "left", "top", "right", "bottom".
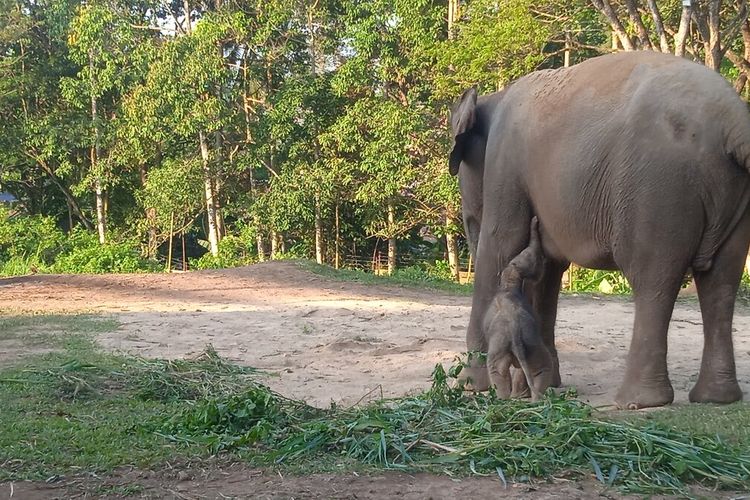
{"left": 459, "top": 287, "right": 493, "bottom": 391}
{"left": 532, "top": 260, "right": 567, "bottom": 387}
{"left": 510, "top": 259, "right": 566, "bottom": 396}
{"left": 460, "top": 208, "right": 533, "bottom": 391}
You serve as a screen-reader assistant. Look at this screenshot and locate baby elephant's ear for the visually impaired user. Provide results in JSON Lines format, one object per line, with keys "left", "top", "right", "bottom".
{"left": 449, "top": 87, "right": 478, "bottom": 176}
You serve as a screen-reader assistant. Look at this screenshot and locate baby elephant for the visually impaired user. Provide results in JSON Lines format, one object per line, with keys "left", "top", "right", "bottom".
{"left": 483, "top": 217, "right": 554, "bottom": 401}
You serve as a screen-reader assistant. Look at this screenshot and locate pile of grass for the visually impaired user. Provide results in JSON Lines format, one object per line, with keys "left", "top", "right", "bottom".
{"left": 161, "top": 362, "right": 750, "bottom": 495}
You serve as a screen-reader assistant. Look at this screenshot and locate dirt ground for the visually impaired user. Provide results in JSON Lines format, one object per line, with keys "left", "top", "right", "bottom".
{"left": 2, "top": 260, "right": 750, "bottom": 498}
{"left": 2, "top": 260, "right": 749, "bottom": 408}
{"left": 5, "top": 462, "right": 638, "bottom": 500}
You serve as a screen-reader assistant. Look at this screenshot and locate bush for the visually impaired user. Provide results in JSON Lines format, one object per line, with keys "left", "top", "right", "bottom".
{"left": 0, "top": 208, "right": 65, "bottom": 275}
{"left": 393, "top": 260, "right": 456, "bottom": 283}
{"left": 568, "top": 267, "right": 632, "bottom": 294}
{"left": 425, "top": 259, "right": 455, "bottom": 281}
{"left": 192, "top": 235, "right": 254, "bottom": 270}
{"left": 53, "top": 229, "right": 158, "bottom": 274}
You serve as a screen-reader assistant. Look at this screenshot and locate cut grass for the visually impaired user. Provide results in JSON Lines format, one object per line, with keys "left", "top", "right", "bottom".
{"left": 2, "top": 313, "right": 750, "bottom": 496}
{"left": 162, "top": 364, "right": 750, "bottom": 495}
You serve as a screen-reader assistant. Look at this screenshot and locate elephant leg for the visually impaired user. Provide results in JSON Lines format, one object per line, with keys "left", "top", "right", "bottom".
{"left": 689, "top": 215, "right": 750, "bottom": 403}
{"left": 460, "top": 205, "right": 532, "bottom": 391}
{"left": 510, "top": 260, "right": 566, "bottom": 396}
{"left": 510, "top": 367, "right": 530, "bottom": 398}
{"left": 488, "top": 356, "right": 513, "bottom": 398}
{"left": 532, "top": 259, "right": 568, "bottom": 387}
{"left": 615, "top": 272, "right": 684, "bottom": 409}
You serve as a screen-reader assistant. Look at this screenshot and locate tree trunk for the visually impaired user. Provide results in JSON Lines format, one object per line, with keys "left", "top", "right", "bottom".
{"left": 674, "top": 3, "right": 693, "bottom": 57}
{"left": 256, "top": 230, "right": 267, "bottom": 261}
{"left": 167, "top": 211, "right": 174, "bottom": 272}
{"left": 89, "top": 51, "right": 106, "bottom": 244}
{"left": 646, "top": 0, "right": 671, "bottom": 52}
{"left": 199, "top": 130, "right": 220, "bottom": 257}
{"left": 591, "top": 0, "right": 635, "bottom": 50}
{"left": 182, "top": 0, "right": 191, "bottom": 34}
{"left": 564, "top": 31, "right": 571, "bottom": 67}
{"left": 140, "top": 165, "right": 158, "bottom": 259}
{"left": 334, "top": 201, "right": 341, "bottom": 269}
{"left": 314, "top": 192, "right": 324, "bottom": 264}
{"left": 705, "top": 0, "right": 723, "bottom": 71}
{"left": 624, "top": 0, "right": 654, "bottom": 49}
{"left": 448, "top": 0, "right": 460, "bottom": 40}
{"left": 66, "top": 200, "right": 73, "bottom": 232}
{"left": 740, "top": 21, "right": 750, "bottom": 93}
{"left": 308, "top": 4, "right": 326, "bottom": 266}
{"left": 445, "top": 217, "right": 460, "bottom": 282}
{"left": 387, "top": 201, "right": 397, "bottom": 276}
{"left": 270, "top": 229, "right": 278, "bottom": 259}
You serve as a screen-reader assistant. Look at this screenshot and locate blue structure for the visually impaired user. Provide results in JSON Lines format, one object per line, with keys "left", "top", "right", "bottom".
{"left": 0, "top": 192, "right": 17, "bottom": 203}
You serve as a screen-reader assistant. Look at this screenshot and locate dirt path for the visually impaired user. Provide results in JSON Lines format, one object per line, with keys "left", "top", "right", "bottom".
{"left": 1, "top": 260, "right": 750, "bottom": 408}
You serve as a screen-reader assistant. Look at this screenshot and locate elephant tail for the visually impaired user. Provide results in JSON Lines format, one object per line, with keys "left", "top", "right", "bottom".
{"left": 724, "top": 102, "right": 750, "bottom": 175}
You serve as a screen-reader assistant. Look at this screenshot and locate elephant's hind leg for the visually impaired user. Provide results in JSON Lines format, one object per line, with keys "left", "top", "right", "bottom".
{"left": 616, "top": 270, "right": 685, "bottom": 409}
{"left": 689, "top": 214, "right": 750, "bottom": 404}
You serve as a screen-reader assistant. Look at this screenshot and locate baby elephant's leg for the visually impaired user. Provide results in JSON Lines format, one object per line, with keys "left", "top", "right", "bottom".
{"left": 511, "top": 367, "right": 530, "bottom": 398}
{"left": 488, "top": 356, "right": 513, "bottom": 398}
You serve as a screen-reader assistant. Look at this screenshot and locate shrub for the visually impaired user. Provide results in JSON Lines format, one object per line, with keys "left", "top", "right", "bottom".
{"left": 568, "top": 267, "right": 632, "bottom": 294}
{"left": 53, "top": 229, "right": 157, "bottom": 274}
{"left": 0, "top": 209, "right": 65, "bottom": 275}
{"left": 192, "top": 235, "right": 254, "bottom": 270}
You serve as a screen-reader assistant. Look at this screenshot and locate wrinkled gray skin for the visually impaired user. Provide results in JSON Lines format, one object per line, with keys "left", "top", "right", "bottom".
{"left": 450, "top": 51, "right": 750, "bottom": 409}
{"left": 484, "top": 217, "right": 553, "bottom": 401}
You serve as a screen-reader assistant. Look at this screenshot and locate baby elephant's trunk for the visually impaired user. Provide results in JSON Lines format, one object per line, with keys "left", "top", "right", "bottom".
{"left": 504, "top": 217, "right": 543, "bottom": 284}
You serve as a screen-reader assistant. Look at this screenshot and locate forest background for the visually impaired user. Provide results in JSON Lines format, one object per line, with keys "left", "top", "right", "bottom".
{"left": 1, "top": 0, "right": 749, "bottom": 291}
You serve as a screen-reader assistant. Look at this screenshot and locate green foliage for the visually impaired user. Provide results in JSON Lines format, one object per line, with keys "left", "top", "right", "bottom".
{"left": 0, "top": 208, "right": 65, "bottom": 273}
{"left": 568, "top": 267, "right": 632, "bottom": 295}
{"left": 434, "top": 0, "right": 551, "bottom": 98}
{"left": 4, "top": 0, "right": 750, "bottom": 286}
{"left": 394, "top": 260, "right": 454, "bottom": 283}
{"left": 0, "top": 210, "right": 157, "bottom": 275}
{"left": 162, "top": 355, "right": 750, "bottom": 495}
{"left": 192, "top": 235, "right": 254, "bottom": 270}
{"left": 52, "top": 229, "right": 158, "bottom": 274}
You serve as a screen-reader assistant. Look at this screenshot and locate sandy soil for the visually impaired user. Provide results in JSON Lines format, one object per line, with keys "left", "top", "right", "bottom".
{"left": 2, "top": 260, "right": 749, "bottom": 408}
{"left": 5, "top": 461, "right": 637, "bottom": 500}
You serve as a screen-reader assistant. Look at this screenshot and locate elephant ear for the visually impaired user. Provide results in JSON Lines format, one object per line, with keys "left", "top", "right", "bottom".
{"left": 449, "top": 86, "right": 478, "bottom": 176}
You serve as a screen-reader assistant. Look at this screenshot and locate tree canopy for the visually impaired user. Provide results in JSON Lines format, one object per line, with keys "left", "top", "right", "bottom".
{"left": 1, "top": 0, "right": 749, "bottom": 276}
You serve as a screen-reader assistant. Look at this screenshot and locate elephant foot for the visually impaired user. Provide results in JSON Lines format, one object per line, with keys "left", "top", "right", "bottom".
{"left": 458, "top": 364, "right": 490, "bottom": 391}
{"left": 510, "top": 368, "right": 530, "bottom": 398}
{"left": 689, "top": 376, "right": 743, "bottom": 404}
{"left": 615, "top": 382, "right": 674, "bottom": 410}
{"left": 550, "top": 356, "right": 562, "bottom": 388}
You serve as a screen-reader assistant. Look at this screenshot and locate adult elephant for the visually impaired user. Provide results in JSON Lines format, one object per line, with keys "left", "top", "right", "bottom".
{"left": 449, "top": 51, "right": 750, "bottom": 409}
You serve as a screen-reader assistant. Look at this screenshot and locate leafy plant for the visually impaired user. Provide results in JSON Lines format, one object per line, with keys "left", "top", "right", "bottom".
{"left": 0, "top": 208, "right": 65, "bottom": 275}
{"left": 192, "top": 235, "right": 255, "bottom": 270}
{"left": 567, "top": 267, "right": 632, "bottom": 295}
{"left": 157, "top": 356, "right": 750, "bottom": 495}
